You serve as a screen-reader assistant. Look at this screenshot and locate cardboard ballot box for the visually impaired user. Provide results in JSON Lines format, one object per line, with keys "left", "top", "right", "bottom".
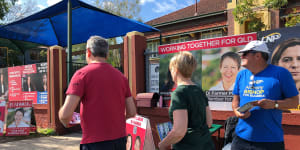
{"left": 136, "top": 93, "right": 160, "bottom": 107}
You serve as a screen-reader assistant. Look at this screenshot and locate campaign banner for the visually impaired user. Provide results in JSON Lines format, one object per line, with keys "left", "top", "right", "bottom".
{"left": 8, "top": 63, "right": 48, "bottom": 104}
{"left": 202, "top": 46, "right": 244, "bottom": 110}
{"left": 126, "top": 115, "right": 155, "bottom": 150}
{"left": 0, "top": 100, "right": 5, "bottom": 136}
{"left": 258, "top": 26, "right": 300, "bottom": 111}
{"left": 158, "top": 33, "right": 256, "bottom": 55}
{"left": 6, "top": 100, "right": 32, "bottom": 136}
{"left": 159, "top": 34, "right": 256, "bottom": 110}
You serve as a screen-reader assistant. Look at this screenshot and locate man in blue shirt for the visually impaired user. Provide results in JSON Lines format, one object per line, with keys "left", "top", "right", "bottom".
{"left": 232, "top": 40, "right": 299, "bottom": 150}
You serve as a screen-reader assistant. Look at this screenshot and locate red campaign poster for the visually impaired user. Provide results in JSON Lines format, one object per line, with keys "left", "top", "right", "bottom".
{"left": 6, "top": 100, "right": 32, "bottom": 136}
{"left": 8, "top": 66, "right": 23, "bottom": 101}
{"left": 126, "top": 115, "right": 147, "bottom": 150}
{"left": 23, "top": 92, "right": 38, "bottom": 104}
{"left": 0, "top": 100, "right": 5, "bottom": 136}
{"left": 22, "top": 64, "right": 37, "bottom": 74}
{"left": 7, "top": 63, "right": 47, "bottom": 104}
{"left": 22, "top": 64, "right": 37, "bottom": 103}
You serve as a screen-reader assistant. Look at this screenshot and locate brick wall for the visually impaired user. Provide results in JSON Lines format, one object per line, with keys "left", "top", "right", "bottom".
{"left": 227, "top": 9, "right": 235, "bottom": 36}
{"left": 33, "top": 108, "right": 50, "bottom": 128}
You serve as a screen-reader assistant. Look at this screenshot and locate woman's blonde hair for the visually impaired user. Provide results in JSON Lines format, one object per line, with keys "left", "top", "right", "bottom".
{"left": 169, "top": 51, "right": 197, "bottom": 78}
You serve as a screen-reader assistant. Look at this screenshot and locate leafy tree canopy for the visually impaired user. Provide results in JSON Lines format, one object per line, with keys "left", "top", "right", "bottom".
{"left": 285, "top": 8, "right": 300, "bottom": 27}
{"left": 0, "top": 0, "right": 17, "bottom": 20}
{"left": 233, "top": 0, "right": 289, "bottom": 32}
{"left": 95, "top": 0, "right": 142, "bottom": 22}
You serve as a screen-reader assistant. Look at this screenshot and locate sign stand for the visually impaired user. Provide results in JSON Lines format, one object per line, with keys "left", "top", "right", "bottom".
{"left": 126, "top": 115, "right": 155, "bottom": 150}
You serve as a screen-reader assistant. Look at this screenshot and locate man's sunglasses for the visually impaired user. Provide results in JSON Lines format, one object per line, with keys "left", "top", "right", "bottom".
{"left": 241, "top": 50, "right": 257, "bottom": 57}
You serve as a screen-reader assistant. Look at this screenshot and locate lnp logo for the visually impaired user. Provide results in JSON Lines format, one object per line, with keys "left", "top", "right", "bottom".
{"left": 261, "top": 32, "right": 281, "bottom": 43}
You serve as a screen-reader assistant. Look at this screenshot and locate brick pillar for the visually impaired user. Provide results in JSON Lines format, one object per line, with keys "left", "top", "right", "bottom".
{"left": 270, "top": 9, "right": 280, "bottom": 29}
{"left": 227, "top": 9, "right": 235, "bottom": 36}
{"left": 47, "top": 46, "right": 67, "bottom": 134}
{"left": 123, "top": 31, "right": 147, "bottom": 99}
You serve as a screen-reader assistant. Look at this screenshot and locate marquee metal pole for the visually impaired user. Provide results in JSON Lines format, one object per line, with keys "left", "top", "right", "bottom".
{"left": 67, "top": 0, "right": 73, "bottom": 85}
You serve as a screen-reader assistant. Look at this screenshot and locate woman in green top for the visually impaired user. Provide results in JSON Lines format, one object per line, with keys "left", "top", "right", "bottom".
{"left": 158, "top": 51, "right": 215, "bottom": 150}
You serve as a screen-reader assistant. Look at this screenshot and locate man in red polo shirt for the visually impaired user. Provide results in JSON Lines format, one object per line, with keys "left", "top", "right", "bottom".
{"left": 59, "top": 36, "right": 136, "bottom": 150}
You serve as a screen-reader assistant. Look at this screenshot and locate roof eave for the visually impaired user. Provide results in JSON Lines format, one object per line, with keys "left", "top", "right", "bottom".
{"left": 150, "top": 10, "right": 227, "bottom": 28}
{"left": 146, "top": 25, "right": 228, "bottom": 41}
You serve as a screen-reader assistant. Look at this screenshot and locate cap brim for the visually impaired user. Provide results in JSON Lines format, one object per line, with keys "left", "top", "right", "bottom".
{"left": 237, "top": 48, "right": 251, "bottom": 53}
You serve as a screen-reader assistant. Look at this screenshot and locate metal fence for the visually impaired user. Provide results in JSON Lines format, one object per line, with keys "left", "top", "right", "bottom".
{"left": 144, "top": 49, "right": 159, "bottom": 93}
{"left": 71, "top": 62, "right": 87, "bottom": 76}
{"left": 70, "top": 62, "right": 123, "bottom": 77}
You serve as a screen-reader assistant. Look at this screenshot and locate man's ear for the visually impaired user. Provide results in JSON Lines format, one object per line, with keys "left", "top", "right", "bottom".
{"left": 87, "top": 48, "right": 92, "bottom": 57}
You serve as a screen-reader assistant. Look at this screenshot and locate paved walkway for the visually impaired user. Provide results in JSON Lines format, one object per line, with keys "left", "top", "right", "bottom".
{"left": 0, "top": 132, "right": 81, "bottom": 150}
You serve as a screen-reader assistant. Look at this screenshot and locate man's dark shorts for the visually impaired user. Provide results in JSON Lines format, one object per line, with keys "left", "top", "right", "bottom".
{"left": 231, "top": 135, "right": 284, "bottom": 150}
{"left": 80, "top": 137, "right": 126, "bottom": 150}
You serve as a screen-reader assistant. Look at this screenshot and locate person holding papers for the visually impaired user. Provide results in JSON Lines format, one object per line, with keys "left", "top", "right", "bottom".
{"left": 232, "top": 41, "right": 299, "bottom": 150}
{"left": 158, "top": 51, "right": 214, "bottom": 150}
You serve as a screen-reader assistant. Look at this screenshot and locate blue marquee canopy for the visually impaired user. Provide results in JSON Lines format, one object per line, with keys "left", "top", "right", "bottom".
{"left": 0, "top": 0, "right": 159, "bottom": 47}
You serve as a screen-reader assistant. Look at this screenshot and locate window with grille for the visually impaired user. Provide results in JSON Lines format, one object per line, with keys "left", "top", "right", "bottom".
{"left": 170, "top": 36, "right": 189, "bottom": 44}
{"left": 201, "top": 30, "right": 223, "bottom": 39}
{"left": 147, "top": 41, "right": 159, "bottom": 58}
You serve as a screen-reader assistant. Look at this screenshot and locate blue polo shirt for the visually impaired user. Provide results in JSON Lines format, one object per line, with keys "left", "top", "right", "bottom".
{"left": 233, "top": 64, "right": 298, "bottom": 142}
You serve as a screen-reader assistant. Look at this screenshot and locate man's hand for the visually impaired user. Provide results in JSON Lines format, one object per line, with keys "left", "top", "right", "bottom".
{"left": 234, "top": 108, "right": 251, "bottom": 119}
{"left": 255, "top": 99, "right": 275, "bottom": 109}
{"left": 59, "top": 95, "right": 80, "bottom": 128}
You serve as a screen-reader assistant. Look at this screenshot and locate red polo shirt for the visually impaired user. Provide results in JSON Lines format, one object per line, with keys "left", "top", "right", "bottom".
{"left": 66, "top": 63, "right": 131, "bottom": 144}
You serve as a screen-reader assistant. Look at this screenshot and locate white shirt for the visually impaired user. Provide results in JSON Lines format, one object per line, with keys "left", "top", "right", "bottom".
{"left": 8, "top": 121, "right": 29, "bottom": 128}
{"left": 209, "top": 81, "right": 235, "bottom": 91}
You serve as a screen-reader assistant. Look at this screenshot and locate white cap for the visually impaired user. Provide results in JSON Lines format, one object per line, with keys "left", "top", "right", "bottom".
{"left": 238, "top": 40, "right": 270, "bottom": 54}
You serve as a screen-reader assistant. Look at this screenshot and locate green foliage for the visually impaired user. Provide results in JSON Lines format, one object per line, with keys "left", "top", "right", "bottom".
{"left": 37, "top": 128, "right": 56, "bottom": 135}
{"left": 190, "top": 51, "right": 202, "bottom": 85}
{"left": 1, "top": 0, "right": 39, "bottom": 24}
{"left": 233, "top": 0, "right": 256, "bottom": 25}
{"left": 93, "top": 0, "right": 142, "bottom": 69}
{"left": 106, "top": 49, "right": 121, "bottom": 68}
{"left": 285, "top": 8, "right": 300, "bottom": 27}
{"left": 248, "top": 17, "right": 266, "bottom": 32}
{"left": 95, "top": 0, "right": 142, "bottom": 21}
{"left": 39, "top": 49, "right": 47, "bottom": 62}
{"left": 233, "top": 0, "right": 288, "bottom": 32}
{"left": 0, "top": 0, "right": 17, "bottom": 20}
{"left": 202, "top": 58, "right": 221, "bottom": 90}
{"left": 72, "top": 43, "right": 86, "bottom": 52}
{"left": 7, "top": 48, "right": 22, "bottom": 66}
{"left": 233, "top": 0, "right": 265, "bottom": 32}
{"left": 264, "top": 0, "right": 288, "bottom": 9}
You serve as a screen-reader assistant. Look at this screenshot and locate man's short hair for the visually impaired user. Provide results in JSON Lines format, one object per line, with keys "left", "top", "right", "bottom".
{"left": 260, "top": 52, "right": 269, "bottom": 61}
{"left": 86, "top": 36, "right": 109, "bottom": 58}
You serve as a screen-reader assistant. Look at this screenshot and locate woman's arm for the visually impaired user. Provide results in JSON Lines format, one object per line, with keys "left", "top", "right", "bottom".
{"left": 206, "top": 106, "right": 212, "bottom": 128}
{"left": 158, "top": 109, "right": 188, "bottom": 150}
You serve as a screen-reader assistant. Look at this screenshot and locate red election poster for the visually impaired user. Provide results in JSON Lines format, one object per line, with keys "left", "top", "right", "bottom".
{"left": 6, "top": 100, "right": 32, "bottom": 136}
{"left": 22, "top": 64, "right": 37, "bottom": 103}
{"left": 8, "top": 66, "right": 23, "bottom": 101}
{"left": 126, "top": 115, "right": 155, "bottom": 150}
{"left": 0, "top": 100, "right": 5, "bottom": 136}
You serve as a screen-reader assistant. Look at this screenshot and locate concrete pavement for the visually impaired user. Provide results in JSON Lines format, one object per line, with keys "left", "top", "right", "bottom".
{"left": 0, "top": 132, "right": 81, "bottom": 150}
